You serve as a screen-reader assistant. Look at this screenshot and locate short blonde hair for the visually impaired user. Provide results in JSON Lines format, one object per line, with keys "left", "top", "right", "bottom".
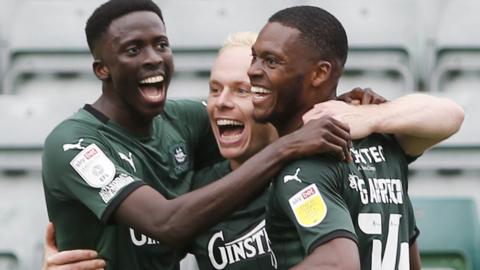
{"left": 219, "top": 31, "right": 258, "bottom": 54}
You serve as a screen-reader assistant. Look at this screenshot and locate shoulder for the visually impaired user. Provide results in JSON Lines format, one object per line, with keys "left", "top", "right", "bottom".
{"left": 163, "top": 99, "right": 207, "bottom": 120}
{"left": 44, "top": 110, "right": 103, "bottom": 153}
{"left": 273, "top": 155, "right": 345, "bottom": 197}
{"left": 277, "top": 155, "right": 343, "bottom": 182}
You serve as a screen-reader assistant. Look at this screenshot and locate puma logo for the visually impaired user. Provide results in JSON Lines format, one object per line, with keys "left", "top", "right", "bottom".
{"left": 119, "top": 152, "right": 136, "bottom": 172}
{"left": 63, "top": 139, "right": 85, "bottom": 151}
{"left": 283, "top": 168, "right": 302, "bottom": 184}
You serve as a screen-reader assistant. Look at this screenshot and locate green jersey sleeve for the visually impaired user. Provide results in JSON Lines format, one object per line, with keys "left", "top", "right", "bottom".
{"left": 271, "top": 156, "right": 357, "bottom": 254}
{"left": 43, "top": 129, "right": 144, "bottom": 223}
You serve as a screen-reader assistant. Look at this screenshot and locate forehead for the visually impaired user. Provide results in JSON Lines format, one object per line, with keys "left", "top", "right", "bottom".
{"left": 107, "top": 11, "right": 166, "bottom": 41}
{"left": 254, "top": 22, "right": 302, "bottom": 55}
{"left": 210, "top": 46, "right": 251, "bottom": 83}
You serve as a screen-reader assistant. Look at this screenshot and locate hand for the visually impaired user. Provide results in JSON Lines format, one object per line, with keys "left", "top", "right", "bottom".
{"left": 42, "top": 222, "right": 106, "bottom": 270}
{"left": 286, "top": 115, "right": 352, "bottom": 162}
{"left": 337, "top": 87, "right": 387, "bottom": 105}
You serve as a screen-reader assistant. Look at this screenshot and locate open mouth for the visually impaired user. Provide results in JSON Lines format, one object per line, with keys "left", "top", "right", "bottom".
{"left": 216, "top": 118, "right": 245, "bottom": 142}
{"left": 138, "top": 75, "right": 165, "bottom": 103}
{"left": 251, "top": 86, "right": 272, "bottom": 97}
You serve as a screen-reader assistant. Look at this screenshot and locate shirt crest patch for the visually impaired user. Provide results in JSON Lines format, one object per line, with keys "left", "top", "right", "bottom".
{"left": 70, "top": 144, "right": 116, "bottom": 188}
{"left": 169, "top": 143, "right": 189, "bottom": 175}
{"left": 288, "top": 184, "right": 327, "bottom": 227}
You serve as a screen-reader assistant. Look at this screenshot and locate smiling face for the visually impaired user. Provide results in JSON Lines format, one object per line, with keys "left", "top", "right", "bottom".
{"left": 208, "top": 46, "right": 277, "bottom": 168}
{"left": 95, "top": 11, "right": 173, "bottom": 122}
{"left": 248, "top": 22, "right": 327, "bottom": 134}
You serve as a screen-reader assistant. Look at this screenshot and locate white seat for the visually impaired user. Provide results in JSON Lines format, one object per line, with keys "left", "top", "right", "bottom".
{"left": 428, "top": 0, "right": 480, "bottom": 147}
{"left": 304, "top": 0, "right": 418, "bottom": 99}
{"left": 0, "top": 173, "right": 48, "bottom": 270}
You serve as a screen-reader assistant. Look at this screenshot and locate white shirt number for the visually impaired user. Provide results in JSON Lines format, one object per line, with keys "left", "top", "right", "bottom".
{"left": 358, "top": 213, "right": 409, "bottom": 270}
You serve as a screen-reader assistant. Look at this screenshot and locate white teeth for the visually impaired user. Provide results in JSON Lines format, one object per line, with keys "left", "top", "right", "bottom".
{"left": 216, "top": 119, "right": 243, "bottom": 126}
{"left": 221, "top": 133, "right": 242, "bottom": 141}
{"left": 139, "top": 75, "right": 164, "bottom": 84}
{"left": 251, "top": 86, "right": 272, "bottom": 94}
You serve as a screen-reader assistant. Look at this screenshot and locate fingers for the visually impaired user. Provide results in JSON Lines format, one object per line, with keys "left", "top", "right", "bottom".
{"left": 48, "top": 250, "right": 100, "bottom": 265}
{"left": 45, "top": 222, "right": 57, "bottom": 253}
{"left": 339, "top": 87, "right": 388, "bottom": 105}
{"left": 47, "top": 258, "right": 106, "bottom": 270}
{"left": 309, "top": 117, "right": 352, "bottom": 162}
{"left": 329, "top": 118, "right": 352, "bottom": 162}
{"left": 361, "top": 89, "right": 374, "bottom": 105}
{"left": 361, "top": 88, "right": 388, "bottom": 104}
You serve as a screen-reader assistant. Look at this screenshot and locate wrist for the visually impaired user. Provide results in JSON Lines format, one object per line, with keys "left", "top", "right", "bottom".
{"left": 272, "top": 132, "right": 301, "bottom": 161}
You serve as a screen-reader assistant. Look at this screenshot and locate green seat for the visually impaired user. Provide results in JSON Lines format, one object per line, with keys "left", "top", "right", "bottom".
{"left": 412, "top": 197, "right": 480, "bottom": 270}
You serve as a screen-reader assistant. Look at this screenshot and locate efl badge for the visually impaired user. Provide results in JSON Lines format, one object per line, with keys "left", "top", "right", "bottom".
{"left": 70, "top": 144, "right": 116, "bottom": 188}
{"left": 288, "top": 184, "right": 327, "bottom": 227}
{"left": 169, "top": 143, "right": 189, "bottom": 175}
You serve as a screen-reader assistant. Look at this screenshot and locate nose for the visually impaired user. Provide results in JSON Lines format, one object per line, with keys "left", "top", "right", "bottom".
{"left": 215, "top": 87, "right": 234, "bottom": 109}
{"left": 247, "top": 58, "right": 262, "bottom": 82}
{"left": 143, "top": 46, "right": 163, "bottom": 68}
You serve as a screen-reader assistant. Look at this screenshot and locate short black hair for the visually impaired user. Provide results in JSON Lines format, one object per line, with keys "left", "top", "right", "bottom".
{"left": 85, "top": 0, "right": 164, "bottom": 54}
{"left": 269, "top": 5, "right": 348, "bottom": 67}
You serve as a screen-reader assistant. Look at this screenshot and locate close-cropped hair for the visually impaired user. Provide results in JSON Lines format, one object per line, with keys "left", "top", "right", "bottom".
{"left": 85, "top": 0, "right": 164, "bottom": 54}
{"left": 220, "top": 31, "right": 258, "bottom": 53}
{"left": 269, "top": 5, "right": 348, "bottom": 67}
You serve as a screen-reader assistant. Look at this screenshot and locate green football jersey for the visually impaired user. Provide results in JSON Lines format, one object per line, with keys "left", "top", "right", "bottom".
{"left": 43, "top": 100, "right": 221, "bottom": 270}
{"left": 190, "top": 161, "right": 277, "bottom": 270}
{"left": 266, "top": 133, "right": 417, "bottom": 270}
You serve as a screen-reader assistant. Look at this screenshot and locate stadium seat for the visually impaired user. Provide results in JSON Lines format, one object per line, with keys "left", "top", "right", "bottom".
{"left": 427, "top": 0, "right": 480, "bottom": 147}
{"left": 2, "top": 0, "right": 102, "bottom": 99}
{"left": 0, "top": 171, "right": 48, "bottom": 270}
{"left": 412, "top": 197, "right": 480, "bottom": 270}
{"left": 304, "top": 0, "right": 419, "bottom": 99}
{"left": 0, "top": 252, "right": 18, "bottom": 270}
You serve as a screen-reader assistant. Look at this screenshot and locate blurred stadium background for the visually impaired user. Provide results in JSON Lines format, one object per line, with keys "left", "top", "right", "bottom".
{"left": 0, "top": 0, "right": 479, "bottom": 269}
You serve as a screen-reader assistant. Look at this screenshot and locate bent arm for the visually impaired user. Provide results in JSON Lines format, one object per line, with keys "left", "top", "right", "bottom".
{"left": 365, "top": 94, "right": 464, "bottom": 156}
{"left": 291, "top": 238, "right": 360, "bottom": 270}
{"left": 305, "top": 94, "right": 464, "bottom": 156}
{"left": 115, "top": 117, "right": 351, "bottom": 249}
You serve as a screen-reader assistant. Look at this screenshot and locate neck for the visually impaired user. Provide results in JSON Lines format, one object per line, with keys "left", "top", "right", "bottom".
{"left": 229, "top": 160, "right": 241, "bottom": 170}
{"left": 275, "top": 90, "right": 338, "bottom": 137}
{"left": 274, "top": 110, "right": 305, "bottom": 137}
{"left": 92, "top": 96, "right": 153, "bottom": 137}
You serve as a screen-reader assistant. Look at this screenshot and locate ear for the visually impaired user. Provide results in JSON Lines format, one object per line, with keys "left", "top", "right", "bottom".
{"left": 93, "top": 60, "right": 110, "bottom": 81}
{"left": 310, "top": 61, "right": 332, "bottom": 87}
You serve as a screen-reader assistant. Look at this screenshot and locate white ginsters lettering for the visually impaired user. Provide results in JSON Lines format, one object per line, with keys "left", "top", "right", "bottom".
{"left": 207, "top": 220, "right": 277, "bottom": 269}
{"left": 129, "top": 228, "right": 160, "bottom": 246}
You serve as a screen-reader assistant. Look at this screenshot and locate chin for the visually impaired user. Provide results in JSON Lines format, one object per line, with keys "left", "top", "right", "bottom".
{"left": 220, "top": 148, "right": 245, "bottom": 161}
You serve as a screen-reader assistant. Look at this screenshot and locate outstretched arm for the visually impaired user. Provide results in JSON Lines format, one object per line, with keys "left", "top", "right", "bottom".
{"left": 42, "top": 223, "right": 105, "bottom": 270}
{"left": 115, "top": 116, "right": 352, "bottom": 249}
{"left": 291, "top": 238, "right": 360, "bottom": 270}
{"left": 303, "top": 93, "right": 464, "bottom": 156}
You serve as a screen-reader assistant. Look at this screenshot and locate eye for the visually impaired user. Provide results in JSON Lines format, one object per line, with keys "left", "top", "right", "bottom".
{"left": 236, "top": 87, "right": 251, "bottom": 97}
{"left": 209, "top": 86, "right": 221, "bottom": 96}
{"left": 156, "top": 40, "right": 170, "bottom": 50}
{"left": 126, "top": 46, "right": 140, "bottom": 56}
{"left": 266, "top": 56, "right": 279, "bottom": 67}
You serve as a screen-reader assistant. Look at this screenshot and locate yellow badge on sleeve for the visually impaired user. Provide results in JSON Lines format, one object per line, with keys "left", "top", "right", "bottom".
{"left": 288, "top": 184, "right": 327, "bottom": 227}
